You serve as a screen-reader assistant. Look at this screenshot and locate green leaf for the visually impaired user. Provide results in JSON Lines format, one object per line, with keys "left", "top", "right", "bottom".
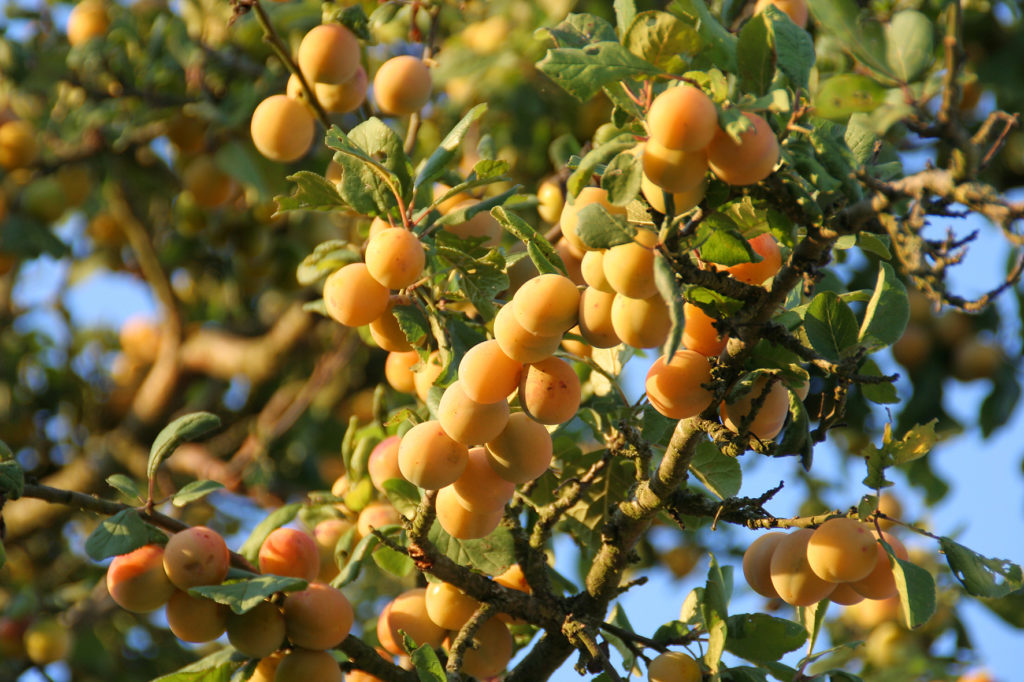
{"left": 980, "top": 368, "right": 1021, "bottom": 437}
{"left": 106, "top": 474, "right": 142, "bottom": 500}
{"left": 690, "top": 440, "right": 742, "bottom": 499}
{"left": 491, "top": 205, "right": 567, "bottom": 276}
{"left": 348, "top": 118, "right": 414, "bottom": 198}
{"left": 433, "top": 231, "right": 509, "bottom": 319}
{"left": 567, "top": 135, "right": 637, "bottom": 199}
{"left": 796, "top": 600, "right": 829, "bottom": 654}
{"left": 622, "top": 11, "right": 699, "bottom": 71}
{"left": 939, "top": 537, "right": 1024, "bottom": 599}
{"left": 668, "top": 0, "right": 738, "bottom": 72}
{"left": 296, "top": 240, "right": 362, "bottom": 286}
{"left": 0, "top": 538, "right": 6, "bottom": 571}
{"left": 763, "top": 5, "right": 815, "bottom": 90}
{"left": 600, "top": 149, "right": 642, "bottom": 206}
{"left": 148, "top": 412, "right": 221, "bottom": 482}
{"left": 614, "top": 0, "right": 637, "bottom": 36}
{"left": 856, "top": 232, "right": 892, "bottom": 260}
{"left": 724, "top": 613, "right": 807, "bottom": 662}
{"left": 652, "top": 619, "right": 692, "bottom": 644}
{"left": 427, "top": 523, "right": 516, "bottom": 576}
{"left": 190, "top": 575, "right": 307, "bottom": 615}
{"left": 702, "top": 555, "right": 730, "bottom": 673}
{"left": 274, "top": 171, "right": 346, "bottom": 214}
{"left": 603, "top": 604, "right": 637, "bottom": 675}
{"left": 721, "top": 666, "right": 769, "bottom": 682}
{"left": 536, "top": 13, "right": 618, "bottom": 49}
{"left": 858, "top": 262, "right": 909, "bottom": 349}
{"left": 810, "top": 0, "right": 894, "bottom": 80}
{"left": 84, "top": 509, "right": 167, "bottom": 561}
{"left": 858, "top": 358, "right": 899, "bottom": 404}
{"left": 332, "top": 532, "right": 381, "bottom": 587}
{"left": 861, "top": 420, "right": 938, "bottom": 488}
{"left": 737, "top": 12, "right": 774, "bottom": 96}
{"left": 885, "top": 11, "right": 933, "bottom": 82}
{"left": 172, "top": 480, "right": 225, "bottom": 507}
{"left": 408, "top": 637, "right": 446, "bottom": 681}
{"left": 536, "top": 42, "right": 661, "bottom": 103}
{"left": 803, "top": 291, "right": 859, "bottom": 362}
{"left": 237, "top": 502, "right": 302, "bottom": 564}
{"left": 698, "top": 215, "right": 757, "bottom": 266}
{"left": 890, "top": 553, "right": 936, "bottom": 628}
{"left": 415, "top": 107, "right": 488, "bottom": 189}
{"left": 654, "top": 250, "right": 684, "bottom": 360}
{"left": 576, "top": 203, "right": 637, "bottom": 249}
{"left": 326, "top": 123, "right": 404, "bottom": 216}
{"left": 381, "top": 478, "right": 421, "bottom": 517}
{"left": 0, "top": 460, "right": 25, "bottom": 499}
{"left": 151, "top": 649, "right": 241, "bottom": 682}
{"left": 372, "top": 544, "right": 415, "bottom": 577}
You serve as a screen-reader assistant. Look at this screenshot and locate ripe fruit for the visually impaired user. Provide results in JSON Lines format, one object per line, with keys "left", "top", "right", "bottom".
{"left": 250, "top": 94, "right": 315, "bottom": 163}
{"left": 829, "top": 581, "right": 866, "bottom": 606}
{"left": 381, "top": 588, "right": 446, "bottom": 651}
{"left": 374, "top": 55, "right": 432, "bottom": 115}
{"left": 581, "top": 250, "right": 613, "bottom": 293}
{"left": 162, "top": 525, "right": 230, "bottom": 589}
{"left": 578, "top": 287, "right": 621, "bottom": 348}
{"left": 493, "top": 303, "right": 563, "bottom": 364}
{"left": 769, "top": 529, "right": 836, "bottom": 606}
{"left": 645, "top": 350, "right": 714, "bottom": 420}
{"left": 287, "top": 68, "right": 368, "bottom": 114}
{"left": 519, "top": 356, "right": 582, "bottom": 425}
{"left": 451, "top": 446, "right": 515, "bottom": 512}
{"left": 298, "top": 24, "right": 361, "bottom": 85}
{"left": 512, "top": 273, "right": 581, "bottom": 336}
{"left": 412, "top": 350, "right": 445, "bottom": 402}
{"left": 641, "top": 173, "right": 706, "bottom": 216}
{"left": 0, "top": 120, "right": 39, "bottom": 170}
{"left": 721, "top": 374, "right": 790, "bottom": 440}
{"left": 876, "top": 492, "right": 902, "bottom": 530}
{"left": 249, "top": 653, "right": 283, "bottom": 682}
{"left": 610, "top": 293, "right": 671, "bottom": 349}
{"left": 274, "top": 648, "right": 343, "bottom": 682}
{"left": 952, "top": 338, "right": 1002, "bottom": 381}
{"left": 312, "top": 518, "right": 352, "bottom": 582}
{"left": 706, "top": 112, "right": 779, "bottom": 186}
{"left": 365, "top": 227, "right": 425, "bottom": 289}
{"left": 398, "top": 420, "right": 469, "bottom": 490}
{"left": 723, "top": 233, "right": 783, "bottom": 285}
{"left": 485, "top": 411, "right": 554, "bottom": 484}
{"left": 646, "top": 85, "right": 718, "bottom": 152}
{"left": 323, "top": 263, "right": 391, "bottom": 327}
{"left": 258, "top": 527, "right": 319, "bottom": 582}
{"left": 385, "top": 350, "right": 419, "bottom": 394}
{"left": 105, "top": 544, "right": 176, "bottom": 613}
{"left": 438, "top": 380, "right": 511, "bottom": 445}
{"left": 559, "top": 186, "right": 626, "bottom": 254}
{"left": 283, "top": 582, "right": 354, "bottom": 650}
{"left": 754, "top": 0, "right": 809, "bottom": 28}
{"left": 435, "top": 484, "right": 504, "bottom": 539}
{"left": 226, "top": 601, "right": 286, "bottom": 658}
{"left": 182, "top": 156, "right": 235, "bottom": 208}
{"left": 368, "top": 435, "right": 404, "bottom": 491}
{"left": 458, "top": 340, "right": 523, "bottom": 403}
{"left": 537, "top": 179, "right": 564, "bottom": 224}
{"left": 23, "top": 618, "right": 72, "bottom": 665}
{"left": 369, "top": 296, "right": 416, "bottom": 352}
{"left": 806, "top": 518, "right": 878, "bottom": 583}
{"left": 424, "top": 581, "right": 481, "bottom": 630}
{"left": 166, "top": 591, "right": 228, "bottom": 642}
{"left": 682, "top": 303, "right": 727, "bottom": 357}
{"left": 603, "top": 228, "right": 659, "bottom": 300}
{"left": 850, "top": 531, "right": 908, "bottom": 599}
{"left": 451, "top": 618, "right": 513, "bottom": 679}
{"left": 742, "top": 532, "right": 786, "bottom": 599}
{"left": 891, "top": 323, "right": 932, "bottom": 370}
{"left": 67, "top": 0, "right": 109, "bottom": 46}
{"left": 647, "top": 650, "right": 702, "bottom": 682}
{"left": 356, "top": 501, "right": 403, "bottom": 539}
{"left": 642, "top": 141, "right": 708, "bottom": 193}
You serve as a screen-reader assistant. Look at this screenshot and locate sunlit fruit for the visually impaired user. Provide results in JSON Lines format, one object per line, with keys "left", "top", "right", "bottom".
{"left": 67, "top": 0, "right": 109, "bottom": 46}
{"left": 274, "top": 648, "right": 343, "bottom": 682}
{"left": 287, "top": 68, "right": 368, "bottom": 114}
{"left": 485, "top": 411, "right": 554, "bottom": 484}
{"left": 458, "top": 340, "right": 523, "bottom": 403}
{"left": 646, "top": 85, "right": 718, "bottom": 152}
{"left": 424, "top": 581, "right": 481, "bottom": 630}
{"left": 642, "top": 141, "right": 708, "bottom": 193}
{"left": 581, "top": 250, "right": 613, "bottom": 293}
{"left": 512, "top": 273, "right": 581, "bottom": 336}
{"left": 723, "top": 233, "right": 783, "bottom": 285}
{"left": 258, "top": 527, "right": 319, "bottom": 582}
{"left": 435, "top": 484, "right": 504, "bottom": 539}
{"left": 162, "top": 525, "right": 230, "bottom": 589}
{"left": 312, "top": 518, "right": 352, "bottom": 582}
{"left": 298, "top": 24, "right": 361, "bottom": 85}
{"left": 706, "top": 112, "right": 779, "bottom": 186}
{"left": 578, "top": 286, "right": 621, "bottom": 348}
{"left": 603, "top": 228, "right": 659, "bottom": 300}
{"left": 374, "top": 55, "right": 432, "bottom": 115}
{"left": 450, "top": 617, "right": 513, "bottom": 679}
{"left": 806, "top": 517, "right": 878, "bottom": 583}
{"left": 493, "top": 303, "right": 563, "bottom": 364}
{"left": 323, "top": 263, "right": 391, "bottom": 327}
{"left": 537, "top": 179, "right": 564, "bottom": 224}
{"left": 641, "top": 174, "right": 706, "bottom": 216}
{"left": 385, "top": 350, "right": 419, "bottom": 394}
{"left": 282, "top": 582, "right": 354, "bottom": 650}
{"left": 610, "top": 293, "right": 671, "bottom": 349}
{"left": 721, "top": 374, "right": 790, "bottom": 440}
{"left": 368, "top": 435, "right": 404, "bottom": 491}
{"left": 519, "top": 356, "right": 582, "bottom": 425}
{"left": 754, "top": 0, "right": 809, "bottom": 27}
{"left": 645, "top": 349, "right": 714, "bottom": 420}
{"left": 356, "top": 500, "right": 403, "bottom": 539}
{"left": 381, "top": 588, "right": 446, "bottom": 652}
{"left": 105, "top": 544, "right": 176, "bottom": 613}
{"left": 647, "top": 650, "right": 702, "bottom": 682}
{"left": 850, "top": 531, "right": 908, "bottom": 599}
{"left": 682, "top": 302, "right": 727, "bottom": 357}
{"left": 769, "top": 529, "right": 836, "bottom": 606}
{"left": 560, "top": 186, "right": 625, "bottom": 253}
{"left": 0, "top": 120, "right": 37, "bottom": 170}
{"left": 451, "top": 446, "right": 515, "bottom": 512}
{"left": 829, "top": 581, "right": 866, "bottom": 606}
{"left": 742, "top": 532, "right": 786, "bottom": 599}
{"left": 369, "top": 295, "right": 417, "bottom": 352}
{"left": 412, "top": 350, "right": 445, "bottom": 403}
{"left": 365, "top": 227, "right": 425, "bottom": 289}
{"left": 250, "top": 94, "right": 315, "bottom": 163}
{"left": 398, "top": 420, "right": 469, "bottom": 490}
{"left": 437, "top": 380, "right": 511, "bottom": 445}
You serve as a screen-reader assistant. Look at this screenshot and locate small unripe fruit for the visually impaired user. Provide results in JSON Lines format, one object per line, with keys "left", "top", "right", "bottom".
{"left": 374, "top": 55, "right": 432, "bottom": 115}
{"left": 298, "top": 24, "right": 361, "bottom": 85}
